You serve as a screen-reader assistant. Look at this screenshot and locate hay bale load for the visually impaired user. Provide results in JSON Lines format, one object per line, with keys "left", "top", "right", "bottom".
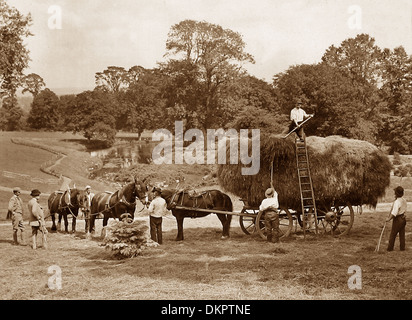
{"left": 217, "top": 135, "right": 392, "bottom": 209}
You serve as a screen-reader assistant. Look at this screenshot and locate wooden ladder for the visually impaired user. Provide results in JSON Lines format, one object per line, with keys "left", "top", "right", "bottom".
{"left": 295, "top": 138, "right": 318, "bottom": 237}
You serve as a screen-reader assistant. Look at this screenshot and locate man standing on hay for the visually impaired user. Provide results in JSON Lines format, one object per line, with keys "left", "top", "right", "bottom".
{"left": 386, "top": 186, "right": 407, "bottom": 251}
{"left": 288, "top": 99, "right": 313, "bottom": 141}
{"left": 259, "top": 188, "right": 280, "bottom": 243}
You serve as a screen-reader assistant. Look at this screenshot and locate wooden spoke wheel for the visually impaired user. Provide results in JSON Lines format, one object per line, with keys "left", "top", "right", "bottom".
{"left": 256, "top": 207, "right": 293, "bottom": 240}
{"left": 239, "top": 208, "right": 259, "bottom": 235}
{"left": 316, "top": 204, "right": 354, "bottom": 236}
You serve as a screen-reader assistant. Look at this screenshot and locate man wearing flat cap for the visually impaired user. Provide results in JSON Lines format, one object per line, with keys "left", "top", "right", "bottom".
{"left": 259, "top": 187, "right": 280, "bottom": 243}
{"left": 8, "top": 187, "right": 25, "bottom": 245}
{"left": 386, "top": 186, "right": 407, "bottom": 251}
{"left": 28, "top": 189, "right": 48, "bottom": 249}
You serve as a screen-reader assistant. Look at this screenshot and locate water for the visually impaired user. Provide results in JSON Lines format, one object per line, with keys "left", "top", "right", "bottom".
{"left": 91, "top": 141, "right": 156, "bottom": 168}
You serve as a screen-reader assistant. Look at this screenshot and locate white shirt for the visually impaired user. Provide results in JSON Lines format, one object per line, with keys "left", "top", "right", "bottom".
{"left": 148, "top": 196, "right": 169, "bottom": 218}
{"left": 259, "top": 193, "right": 279, "bottom": 211}
{"left": 290, "top": 107, "right": 308, "bottom": 123}
{"left": 391, "top": 197, "right": 407, "bottom": 217}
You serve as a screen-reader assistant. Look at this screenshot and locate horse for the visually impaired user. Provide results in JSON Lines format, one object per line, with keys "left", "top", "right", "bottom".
{"left": 159, "top": 189, "right": 233, "bottom": 241}
{"left": 87, "top": 177, "right": 148, "bottom": 238}
{"left": 48, "top": 188, "right": 89, "bottom": 233}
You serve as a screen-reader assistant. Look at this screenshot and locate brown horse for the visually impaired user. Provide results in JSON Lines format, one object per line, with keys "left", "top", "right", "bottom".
{"left": 159, "top": 189, "right": 233, "bottom": 241}
{"left": 87, "top": 177, "right": 148, "bottom": 238}
{"left": 48, "top": 188, "right": 89, "bottom": 233}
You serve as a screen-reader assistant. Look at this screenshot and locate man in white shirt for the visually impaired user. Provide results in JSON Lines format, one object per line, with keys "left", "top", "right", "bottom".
{"left": 386, "top": 186, "right": 407, "bottom": 251}
{"left": 259, "top": 187, "right": 280, "bottom": 243}
{"left": 147, "top": 188, "right": 169, "bottom": 244}
{"left": 289, "top": 99, "right": 313, "bottom": 141}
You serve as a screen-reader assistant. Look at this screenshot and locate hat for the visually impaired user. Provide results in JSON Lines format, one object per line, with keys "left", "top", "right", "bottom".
{"left": 152, "top": 187, "right": 162, "bottom": 194}
{"left": 296, "top": 99, "right": 303, "bottom": 105}
{"left": 265, "top": 188, "right": 275, "bottom": 197}
{"left": 13, "top": 187, "right": 21, "bottom": 193}
{"left": 394, "top": 186, "right": 404, "bottom": 197}
{"left": 85, "top": 185, "right": 91, "bottom": 190}
{"left": 30, "top": 189, "right": 41, "bottom": 197}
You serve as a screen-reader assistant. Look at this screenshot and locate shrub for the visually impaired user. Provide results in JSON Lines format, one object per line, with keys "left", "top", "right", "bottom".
{"left": 103, "top": 219, "right": 158, "bottom": 258}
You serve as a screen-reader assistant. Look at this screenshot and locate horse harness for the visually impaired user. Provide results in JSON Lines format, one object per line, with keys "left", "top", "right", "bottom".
{"left": 90, "top": 190, "right": 137, "bottom": 217}
{"left": 174, "top": 190, "right": 214, "bottom": 218}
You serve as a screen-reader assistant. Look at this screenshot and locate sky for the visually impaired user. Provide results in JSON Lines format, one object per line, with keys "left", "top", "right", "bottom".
{"left": 9, "top": 0, "right": 412, "bottom": 92}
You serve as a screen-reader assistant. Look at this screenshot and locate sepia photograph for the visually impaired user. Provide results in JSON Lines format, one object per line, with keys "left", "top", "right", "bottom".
{"left": 1, "top": 0, "right": 412, "bottom": 306}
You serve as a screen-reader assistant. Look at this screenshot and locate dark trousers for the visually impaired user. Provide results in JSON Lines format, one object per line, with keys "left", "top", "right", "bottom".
{"left": 264, "top": 211, "right": 279, "bottom": 242}
{"left": 289, "top": 121, "right": 304, "bottom": 139}
{"left": 150, "top": 216, "right": 163, "bottom": 244}
{"left": 387, "top": 215, "right": 406, "bottom": 251}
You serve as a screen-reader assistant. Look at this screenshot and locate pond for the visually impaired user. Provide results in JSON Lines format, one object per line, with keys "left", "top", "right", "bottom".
{"left": 90, "top": 141, "right": 156, "bottom": 169}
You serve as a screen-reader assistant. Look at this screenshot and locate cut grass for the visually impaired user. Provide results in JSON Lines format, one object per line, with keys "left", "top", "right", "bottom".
{"left": 0, "top": 207, "right": 411, "bottom": 300}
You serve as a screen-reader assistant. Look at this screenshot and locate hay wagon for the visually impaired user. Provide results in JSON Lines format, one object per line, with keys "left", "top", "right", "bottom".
{"left": 217, "top": 134, "right": 392, "bottom": 239}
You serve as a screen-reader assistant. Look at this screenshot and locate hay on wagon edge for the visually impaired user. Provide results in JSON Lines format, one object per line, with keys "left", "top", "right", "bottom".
{"left": 217, "top": 135, "right": 392, "bottom": 210}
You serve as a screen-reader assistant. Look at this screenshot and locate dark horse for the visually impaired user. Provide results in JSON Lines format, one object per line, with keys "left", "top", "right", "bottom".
{"left": 48, "top": 188, "right": 89, "bottom": 233}
{"left": 160, "top": 189, "right": 233, "bottom": 241}
{"left": 87, "top": 177, "right": 148, "bottom": 238}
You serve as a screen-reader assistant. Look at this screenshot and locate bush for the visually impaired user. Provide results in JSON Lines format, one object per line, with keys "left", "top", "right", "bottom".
{"left": 103, "top": 219, "right": 158, "bottom": 258}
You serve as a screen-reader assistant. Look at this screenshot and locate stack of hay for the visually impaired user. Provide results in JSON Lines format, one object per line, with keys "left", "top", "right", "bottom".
{"left": 103, "top": 219, "right": 158, "bottom": 258}
{"left": 218, "top": 134, "right": 392, "bottom": 209}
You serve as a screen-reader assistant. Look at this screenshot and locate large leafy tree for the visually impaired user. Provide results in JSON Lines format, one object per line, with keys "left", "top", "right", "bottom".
{"left": 378, "top": 46, "right": 412, "bottom": 153}
{"left": 116, "top": 68, "right": 167, "bottom": 135}
{"left": 63, "top": 89, "right": 117, "bottom": 147}
{"left": 21, "top": 73, "right": 45, "bottom": 97}
{"left": 162, "top": 19, "right": 255, "bottom": 131}
{"left": 0, "top": 0, "right": 32, "bottom": 98}
{"left": 27, "top": 88, "right": 60, "bottom": 130}
{"left": 95, "top": 66, "right": 130, "bottom": 93}
{"left": 0, "top": 95, "right": 23, "bottom": 130}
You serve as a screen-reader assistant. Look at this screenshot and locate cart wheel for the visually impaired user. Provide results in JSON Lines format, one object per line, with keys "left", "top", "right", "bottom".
{"left": 256, "top": 207, "right": 293, "bottom": 240}
{"left": 239, "top": 209, "right": 257, "bottom": 235}
{"left": 316, "top": 204, "right": 354, "bottom": 236}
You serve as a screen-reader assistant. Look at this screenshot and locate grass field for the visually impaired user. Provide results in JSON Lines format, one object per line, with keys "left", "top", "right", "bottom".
{"left": 0, "top": 206, "right": 411, "bottom": 300}
{"left": 1, "top": 131, "right": 411, "bottom": 300}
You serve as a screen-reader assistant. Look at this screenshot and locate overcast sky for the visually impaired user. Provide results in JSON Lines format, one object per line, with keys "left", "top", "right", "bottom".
{"left": 9, "top": 0, "right": 412, "bottom": 91}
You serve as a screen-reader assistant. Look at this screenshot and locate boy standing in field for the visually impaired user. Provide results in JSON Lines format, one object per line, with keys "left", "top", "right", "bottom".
{"left": 28, "top": 189, "right": 48, "bottom": 250}
{"left": 387, "top": 186, "right": 407, "bottom": 251}
{"left": 8, "top": 187, "right": 25, "bottom": 245}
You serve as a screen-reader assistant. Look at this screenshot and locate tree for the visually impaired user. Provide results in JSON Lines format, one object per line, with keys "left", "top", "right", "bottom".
{"left": 0, "top": 95, "right": 23, "bottom": 130}
{"left": 116, "top": 68, "right": 167, "bottom": 136}
{"left": 273, "top": 63, "right": 379, "bottom": 142}
{"left": 63, "top": 89, "right": 117, "bottom": 147}
{"left": 162, "top": 19, "right": 255, "bottom": 131}
{"left": 95, "top": 66, "right": 129, "bottom": 93}
{"left": 322, "top": 34, "right": 382, "bottom": 86}
{"left": 0, "top": 0, "right": 32, "bottom": 98}
{"left": 21, "top": 73, "right": 45, "bottom": 97}
{"left": 27, "top": 88, "right": 60, "bottom": 130}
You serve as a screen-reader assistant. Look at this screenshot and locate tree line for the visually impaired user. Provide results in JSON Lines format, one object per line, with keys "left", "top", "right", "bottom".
{"left": 1, "top": 1, "right": 412, "bottom": 153}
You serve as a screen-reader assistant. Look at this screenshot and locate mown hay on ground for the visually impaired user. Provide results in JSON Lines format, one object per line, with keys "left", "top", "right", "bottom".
{"left": 217, "top": 135, "right": 392, "bottom": 209}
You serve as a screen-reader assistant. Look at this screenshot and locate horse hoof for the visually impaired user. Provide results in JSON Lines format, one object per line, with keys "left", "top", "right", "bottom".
{"left": 220, "top": 236, "right": 229, "bottom": 240}
{"left": 175, "top": 238, "right": 183, "bottom": 242}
